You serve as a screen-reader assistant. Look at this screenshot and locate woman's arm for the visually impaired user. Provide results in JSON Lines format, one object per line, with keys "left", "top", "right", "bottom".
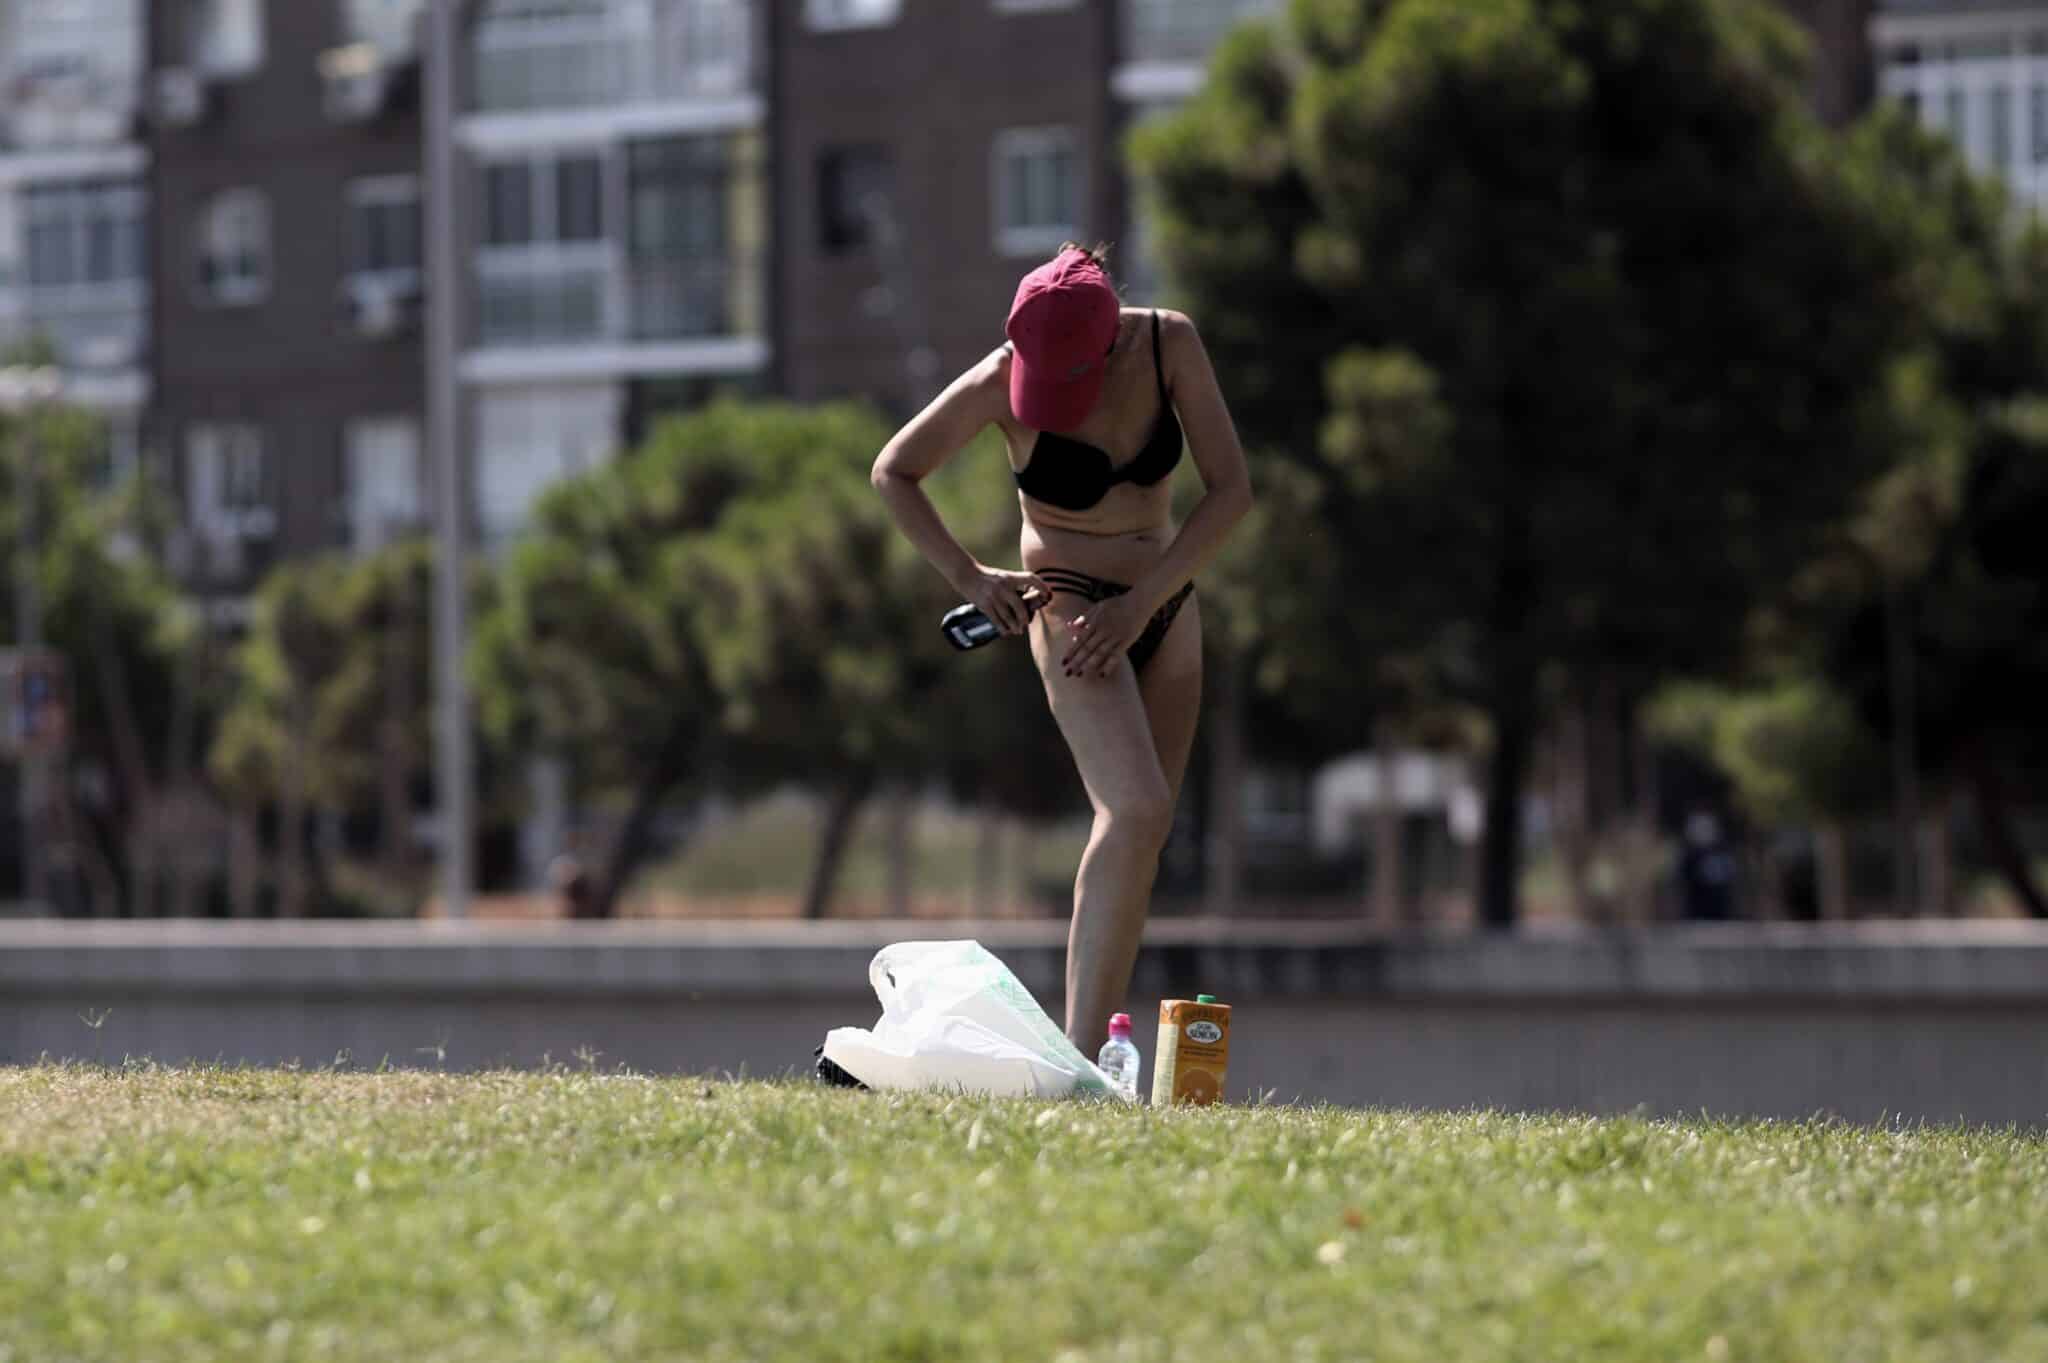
{"left": 1063, "top": 311, "right": 1254, "bottom": 676}
{"left": 872, "top": 348, "right": 1048, "bottom": 636}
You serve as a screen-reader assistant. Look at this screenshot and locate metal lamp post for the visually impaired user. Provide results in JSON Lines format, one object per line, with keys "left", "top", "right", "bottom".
{"left": 426, "top": 0, "right": 472, "bottom": 918}
{"left": 1, "top": 365, "right": 65, "bottom": 912}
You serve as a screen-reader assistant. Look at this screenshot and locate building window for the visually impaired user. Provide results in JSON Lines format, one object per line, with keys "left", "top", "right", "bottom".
{"left": 196, "top": 189, "right": 270, "bottom": 305}
{"left": 817, "top": 145, "right": 895, "bottom": 254}
{"left": 23, "top": 181, "right": 146, "bottom": 292}
{"left": 346, "top": 177, "right": 423, "bottom": 279}
{"left": 344, "top": 0, "right": 426, "bottom": 54}
{"left": 484, "top": 155, "right": 604, "bottom": 247}
{"left": 992, "top": 127, "right": 1080, "bottom": 258}
{"left": 1990, "top": 84, "right": 2013, "bottom": 169}
{"left": 185, "top": 423, "right": 273, "bottom": 539}
{"left": 626, "top": 134, "right": 761, "bottom": 340}
{"left": 675, "top": 0, "right": 750, "bottom": 91}
{"left": 2033, "top": 84, "right": 2047, "bottom": 165}
{"left": 806, "top": 0, "right": 900, "bottom": 32}
{"left": 1945, "top": 87, "right": 1967, "bottom": 147}
{"left": 185, "top": 0, "right": 265, "bottom": 76}
{"left": 479, "top": 153, "right": 611, "bottom": 345}
{"left": 993, "top": 0, "right": 1080, "bottom": 10}
{"left": 345, "top": 417, "right": 422, "bottom": 553}
{"left": 475, "top": 384, "right": 619, "bottom": 546}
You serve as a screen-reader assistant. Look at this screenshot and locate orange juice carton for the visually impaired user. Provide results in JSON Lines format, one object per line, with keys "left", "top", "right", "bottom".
{"left": 1151, "top": 994, "right": 1230, "bottom": 1106}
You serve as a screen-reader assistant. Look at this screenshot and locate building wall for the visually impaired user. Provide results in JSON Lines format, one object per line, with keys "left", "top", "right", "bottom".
{"left": 147, "top": 0, "right": 425, "bottom": 592}
{"left": 773, "top": 0, "right": 1118, "bottom": 414}
{"left": 10, "top": 920, "right": 2048, "bottom": 1128}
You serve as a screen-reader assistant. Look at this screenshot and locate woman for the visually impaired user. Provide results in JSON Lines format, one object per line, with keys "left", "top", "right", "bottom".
{"left": 871, "top": 244, "right": 1253, "bottom": 1051}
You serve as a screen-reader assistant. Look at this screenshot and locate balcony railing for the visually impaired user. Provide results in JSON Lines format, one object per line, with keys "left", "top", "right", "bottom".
{"left": 0, "top": 281, "right": 148, "bottom": 371}
{"left": 1122, "top": 0, "right": 1280, "bottom": 68}
{"left": 471, "top": 1, "right": 754, "bottom": 113}
{"left": 475, "top": 247, "right": 761, "bottom": 348}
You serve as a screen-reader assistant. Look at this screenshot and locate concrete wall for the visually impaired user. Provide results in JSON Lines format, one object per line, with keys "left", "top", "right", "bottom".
{"left": 6, "top": 919, "right": 2048, "bottom": 1128}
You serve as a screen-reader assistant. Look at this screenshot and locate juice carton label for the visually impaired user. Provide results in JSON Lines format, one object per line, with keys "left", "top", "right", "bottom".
{"left": 1151, "top": 999, "right": 1231, "bottom": 1106}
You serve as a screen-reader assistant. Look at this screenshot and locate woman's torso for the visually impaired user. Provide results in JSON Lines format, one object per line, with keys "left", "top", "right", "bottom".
{"left": 997, "top": 308, "right": 1182, "bottom": 584}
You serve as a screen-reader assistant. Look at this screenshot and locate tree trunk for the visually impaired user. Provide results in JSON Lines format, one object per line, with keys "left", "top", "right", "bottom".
{"left": 1886, "top": 583, "right": 1920, "bottom": 916}
{"left": 590, "top": 731, "right": 694, "bottom": 920}
{"left": 229, "top": 809, "right": 260, "bottom": 918}
{"left": 1479, "top": 670, "right": 1536, "bottom": 930}
{"left": 277, "top": 704, "right": 311, "bottom": 919}
{"left": 1816, "top": 822, "right": 1851, "bottom": 921}
{"left": 1626, "top": 703, "right": 1661, "bottom": 923}
{"left": 379, "top": 618, "right": 412, "bottom": 908}
{"left": 1553, "top": 700, "right": 1592, "bottom": 922}
{"left": 1371, "top": 719, "right": 1404, "bottom": 928}
{"left": 1203, "top": 648, "right": 1246, "bottom": 918}
{"left": 970, "top": 800, "right": 1002, "bottom": 918}
{"left": 1919, "top": 798, "right": 1951, "bottom": 918}
{"left": 1018, "top": 820, "right": 1048, "bottom": 917}
{"left": 87, "top": 598, "right": 157, "bottom": 915}
{"left": 803, "top": 768, "right": 875, "bottom": 921}
{"left": 1969, "top": 753, "right": 2048, "bottom": 919}
{"left": 882, "top": 782, "right": 914, "bottom": 918}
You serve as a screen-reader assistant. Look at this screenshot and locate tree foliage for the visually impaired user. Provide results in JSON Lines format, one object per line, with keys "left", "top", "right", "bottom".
{"left": 2, "top": 402, "right": 203, "bottom": 913}
{"left": 474, "top": 399, "right": 1081, "bottom": 917}
{"left": 1133, "top": 0, "right": 1915, "bottom": 923}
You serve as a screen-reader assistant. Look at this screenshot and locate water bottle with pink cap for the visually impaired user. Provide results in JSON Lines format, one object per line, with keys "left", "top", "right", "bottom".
{"left": 1097, "top": 1013, "right": 1141, "bottom": 1103}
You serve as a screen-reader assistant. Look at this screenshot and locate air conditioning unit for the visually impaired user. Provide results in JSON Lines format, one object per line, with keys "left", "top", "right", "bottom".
{"left": 344, "top": 274, "right": 422, "bottom": 339}
{"left": 152, "top": 68, "right": 210, "bottom": 127}
{"left": 320, "top": 44, "right": 391, "bottom": 123}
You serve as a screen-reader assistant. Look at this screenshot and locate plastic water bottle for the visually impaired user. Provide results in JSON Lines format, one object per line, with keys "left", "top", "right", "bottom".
{"left": 1098, "top": 1013, "right": 1142, "bottom": 1103}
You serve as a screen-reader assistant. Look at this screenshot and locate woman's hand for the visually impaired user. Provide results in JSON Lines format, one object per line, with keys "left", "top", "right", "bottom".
{"left": 959, "top": 564, "right": 1050, "bottom": 637}
{"left": 1062, "top": 594, "right": 1149, "bottom": 678}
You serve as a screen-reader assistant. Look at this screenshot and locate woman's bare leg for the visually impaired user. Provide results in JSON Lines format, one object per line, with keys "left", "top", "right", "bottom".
{"left": 1031, "top": 597, "right": 1204, "bottom": 1049}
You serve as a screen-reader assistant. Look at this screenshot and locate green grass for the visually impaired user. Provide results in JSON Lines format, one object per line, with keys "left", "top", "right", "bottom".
{"left": 4, "top": 1066, "right": 2047, "bottom": 1362}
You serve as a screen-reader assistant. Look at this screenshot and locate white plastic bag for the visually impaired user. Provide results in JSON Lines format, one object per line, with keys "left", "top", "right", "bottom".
{"left": 821, "top": 940, "right": 1115, "bottom": 1100}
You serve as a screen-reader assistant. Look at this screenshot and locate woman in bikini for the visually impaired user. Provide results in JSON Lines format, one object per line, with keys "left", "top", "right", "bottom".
{"left": 870, "top": 244, "right": 1253, "bottom": 1051}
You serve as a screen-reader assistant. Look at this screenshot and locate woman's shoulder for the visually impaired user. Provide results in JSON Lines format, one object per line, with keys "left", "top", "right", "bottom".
{"left": 1126, "top": 305, "right": 1195, "bottom": 334}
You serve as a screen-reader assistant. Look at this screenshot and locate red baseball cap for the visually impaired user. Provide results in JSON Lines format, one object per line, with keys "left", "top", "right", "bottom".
{"left": 1005, "top": 248, "right": 1120, "bottom": 432}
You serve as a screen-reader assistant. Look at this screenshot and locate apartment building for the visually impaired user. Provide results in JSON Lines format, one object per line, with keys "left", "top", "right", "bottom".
{"left": 143, "top": 0, "right": 427, "bottom": 619}
{"left": 455, "top": 0, "right": 767, "bottom": 548}
{"left": 0, "top": 0, "right": 151, "bottom": 473}
{"left": 773, "top": 0, "right": 1118, "bottom": 412}
{"left": 98, "top": 0, "right": 1890, "bottom": 610}
{"left": 1872, "top": 0, "right": 2048, "bottom": 208}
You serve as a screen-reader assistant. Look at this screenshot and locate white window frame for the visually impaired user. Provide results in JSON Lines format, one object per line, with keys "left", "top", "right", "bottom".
{"left": 343, "top": 0, "right": 426, "bottom": 55}
{"left": 805, "top": 0, "right": 901, "bottom": 33}
{"left": 990, "top": 126, "right": 1082, "bottom": 258}
{"left": 189, "top": 0, "right": 266, "bottom": 78}
{"left": 344, "top": 416, "right": 423, "bottom": 553}
{"left": 21, "top": 179, "right": 148, "bottom": 300}
{"left": 13, "top": 0, "right": 144, "bottom": 85}
{"left": 186, "top": 423, "right": 275, "bottom": 542}
{"left": 345, "top": 174, "right": 424, "bottom": 289}
{"left": 992, "top": 0, "right": 1080, "bottom": 12}
{"left": 673, "top": 0, "right": 751, "bottom": 93}
{"left": 480, "top": 152, "right": 608, "bottom": 251}
{"left": 474, "top": 384, "right": 620, "bottom": 546}
{"left": 1876, "top": 12, "right": 2048, "bottom": 205}
{"left": 196, "top": 188, "right": 271, "bottom": 306}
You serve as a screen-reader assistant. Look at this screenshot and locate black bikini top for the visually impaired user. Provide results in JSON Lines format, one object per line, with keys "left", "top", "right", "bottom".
{"left": 1012, "top": 310, "right": 1183, "bottom": 512}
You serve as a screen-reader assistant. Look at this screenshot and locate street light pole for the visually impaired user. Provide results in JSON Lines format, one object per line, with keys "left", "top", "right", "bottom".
{"left": 4, "top": 366, "right": 60, "bottom": 912}
{"left": 426, "top": 0, "right": 472, "bottom": 918}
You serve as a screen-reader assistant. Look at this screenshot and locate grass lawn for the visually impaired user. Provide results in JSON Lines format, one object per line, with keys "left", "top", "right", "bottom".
{"left": 4, "top": 1066, "right": 2045, "bottom": 1362}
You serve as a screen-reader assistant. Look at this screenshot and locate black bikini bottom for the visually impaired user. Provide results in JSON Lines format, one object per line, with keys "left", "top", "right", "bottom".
{"left": 1037, "top": 567, "right": 1196, "bottom": 675}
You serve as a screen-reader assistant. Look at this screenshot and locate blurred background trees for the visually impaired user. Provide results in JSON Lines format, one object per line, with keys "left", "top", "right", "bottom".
{"left": 7, "top": 0, "right": 2046, "bottom": 924}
